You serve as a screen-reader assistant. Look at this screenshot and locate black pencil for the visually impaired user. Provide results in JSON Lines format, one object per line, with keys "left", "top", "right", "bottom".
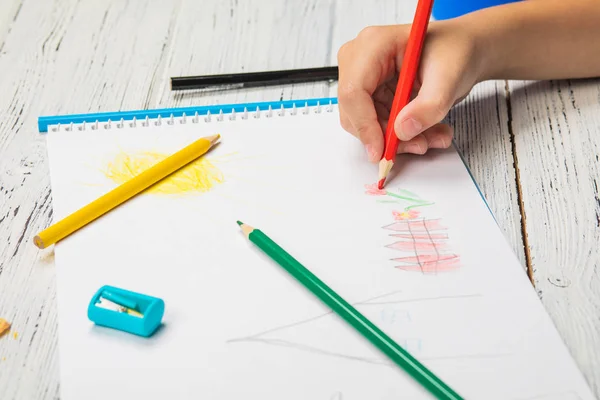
{"left": 170, "top": 66, "right": 338, "bottom": 91}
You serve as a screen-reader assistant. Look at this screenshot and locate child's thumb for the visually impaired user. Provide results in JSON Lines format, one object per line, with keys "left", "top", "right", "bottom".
{"left": 393, "top": 82, "right": 455, "bottom": 142}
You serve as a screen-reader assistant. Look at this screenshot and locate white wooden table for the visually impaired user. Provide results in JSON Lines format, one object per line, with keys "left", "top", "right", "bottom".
{"left": 0, "top": 0, "right": 598, "bottom": 398}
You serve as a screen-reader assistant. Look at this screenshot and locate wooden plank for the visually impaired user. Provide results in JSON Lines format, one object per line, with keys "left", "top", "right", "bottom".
{"left": 0, "top": 0, "right": 23, "bottom": 52}
{"left": 328, "top": 0, "right": 525, "bottom": 267}
{"left": 450, "top": 80, "right": 526, "bottom": 268}
{"left": 0, "top": 1, "right": 182, "bottom": 398}
{"left": 509, "top": 78, "right": 600, "bottom": 397}
{"left": 10, "top": 0, "right": 596, "bottom": 398}
{"left": 153, "top": 0, "right": 336, "bottom": 108}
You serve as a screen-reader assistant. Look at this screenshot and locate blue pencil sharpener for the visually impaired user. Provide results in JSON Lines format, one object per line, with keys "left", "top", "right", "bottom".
{"left": 88, "top": 285, "right": 165, "bottom": 337}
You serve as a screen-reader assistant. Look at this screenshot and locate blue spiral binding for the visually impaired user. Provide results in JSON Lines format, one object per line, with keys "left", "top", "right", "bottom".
{"left": 37, "top": 97, "right": 338, "bottom": 133}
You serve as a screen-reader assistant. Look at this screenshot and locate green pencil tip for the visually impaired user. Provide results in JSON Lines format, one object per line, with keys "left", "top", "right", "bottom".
{"left": 236, "top": 220, "right": 243, "bottom": 226}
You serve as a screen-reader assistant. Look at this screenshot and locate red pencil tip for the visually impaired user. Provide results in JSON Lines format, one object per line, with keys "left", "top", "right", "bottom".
{"left": 377, "top": 178, "right": 385, "bottom": 190}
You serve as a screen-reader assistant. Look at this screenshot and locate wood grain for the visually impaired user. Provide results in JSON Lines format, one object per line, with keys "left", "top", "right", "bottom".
{"left": 0, "top": 0, "right": 598, "bottom": 398}
{"left": 509, "top": 78, "right": 600, "bottom": 397}
{"left": 0, "top": 0, "right": 22, "bottom": 52}
{"left": 0, "top": 1, "right": 182, "bottom": 398}
{"left": 154, "top": 0, "right": 335, "bottom": 108}
{"left": 450, "top": 81, "right": 527, "bottom": 268}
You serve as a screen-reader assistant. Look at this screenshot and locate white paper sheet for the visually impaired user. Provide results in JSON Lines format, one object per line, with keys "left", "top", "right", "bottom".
{"left": 45, "top": 105, "right": 594, "bottom": 400}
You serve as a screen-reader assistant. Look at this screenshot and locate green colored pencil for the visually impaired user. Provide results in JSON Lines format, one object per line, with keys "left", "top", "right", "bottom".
{"left": 237, "top": 221, "right": 463, "bottom": 400}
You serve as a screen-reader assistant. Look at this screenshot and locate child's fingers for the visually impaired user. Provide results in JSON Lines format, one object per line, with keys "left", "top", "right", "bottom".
{"left": 394, "top": 68, "right": 458, "bottom": 142}
{"left": 340, "top": 103, "right": 383, "bottom": 163}
{"left": 339, "top": 113, "right": 354, "bottom": 136}
{"left": 372, "top": 78, "right": 396, "bottom": 108}
{"left": 338, "top": 96, "right": 384, "bottom": 163}
{"left": 374, "top": 101, "right": 391, "bottom": 122}
{"left": 340, "top": 106, "right": 383, "bottom": 163}
{"left": 396, "top": 123, "right": 453, "bottom": 154}
{"left": 423, "top": 123, "right": 454, "bottom": 149}
{"left": 337, "top": 39, "right": 384, "bottom": 145}
{"left": 397, "top": 134, "right": 429, "bottom": 155}
{"left": 337, "top": 27, "right": 405, "bottom": 161}
{"left": 342, "top": 93, "right": 384, "bottom": 163}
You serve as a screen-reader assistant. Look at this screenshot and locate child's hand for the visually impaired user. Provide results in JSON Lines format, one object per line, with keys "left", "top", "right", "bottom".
{"left": 337, "top": 22, "right": 483, "bottom": 162}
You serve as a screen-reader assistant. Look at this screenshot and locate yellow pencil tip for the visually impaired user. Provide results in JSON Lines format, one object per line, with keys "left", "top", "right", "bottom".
{"left": 206, "top": 134, "right": 220, "bottom": 145}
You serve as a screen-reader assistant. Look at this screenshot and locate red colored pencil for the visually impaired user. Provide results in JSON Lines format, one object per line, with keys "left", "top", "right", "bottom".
{"left": 378, "top": 0, "right": 434, "bottom": 189}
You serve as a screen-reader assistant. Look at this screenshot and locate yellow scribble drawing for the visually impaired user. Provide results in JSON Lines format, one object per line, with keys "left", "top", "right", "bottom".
{"left": 98, "top": 149, "right": 284, "bottom": 215}
{"left": 103, "top": 151, "right": 224, "bottom": 195}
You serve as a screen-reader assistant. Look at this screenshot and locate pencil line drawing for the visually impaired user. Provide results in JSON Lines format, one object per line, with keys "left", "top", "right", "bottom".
{"left": 227, "top": 291, "right": 483, "bottom": 366}
{"left": 230, "top": 337, "right": 391, "bottom": 366}
{"left": 329, "top": 391, "right": 343, "bottom": 400}
{"left": 228, "top": 336, "right": 510, "bottom": 369}
{"left": 228, "top": 290, "right": 402, "bottom": 341}
{"left": 229, "top": 292, "right": 481, "bottom": 340}
{"left": 514, "top": 391, "right": 583, "bottom": 400}
{"left": 365, "top": 184, "right": 461, "bottom": 274}
{"left": 362, "top": 293, "right": 481, "bottom": 306}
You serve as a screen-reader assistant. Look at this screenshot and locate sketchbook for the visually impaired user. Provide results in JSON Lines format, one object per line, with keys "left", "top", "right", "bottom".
{"left": 39, "top": 98, "right": 594, "bottom": 400}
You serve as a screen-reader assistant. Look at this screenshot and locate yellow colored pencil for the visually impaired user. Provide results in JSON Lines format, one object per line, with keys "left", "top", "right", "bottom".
{"left": 33, "top": 134, "right": 221, "bottom": 249}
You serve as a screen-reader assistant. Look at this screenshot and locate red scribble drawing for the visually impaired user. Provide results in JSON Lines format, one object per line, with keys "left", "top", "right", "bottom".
{"left": 383, "top": 219, "right": 445, "bottom": 232}
{"left": 386, "top": 240, "right": 449, "bottom": 252}
{"left": 390, "top": 233, "right": 448, "bottom": 240}
{"left": 365, "top": 183, "right": 388, "bottom": 196}
{"left": 393, "top": 255, "right": 461, "bottom": 272}
{"left": 365, "top": 184, "right": 461, "bottom": 274}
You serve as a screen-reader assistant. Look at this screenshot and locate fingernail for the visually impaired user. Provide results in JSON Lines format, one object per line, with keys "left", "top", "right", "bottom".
{"left": 404, "top": 143, "right": 423, "bottom": 154}
{"left": 396, "top": 118, "right": 422, "bottom": 140}
{"left": 365, "top": 144, "right": 377, "bottom": 162}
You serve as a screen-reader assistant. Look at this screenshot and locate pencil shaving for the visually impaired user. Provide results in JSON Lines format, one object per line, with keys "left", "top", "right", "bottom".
{"left": 0, "top": 319, "right": 11, "bottom": 337}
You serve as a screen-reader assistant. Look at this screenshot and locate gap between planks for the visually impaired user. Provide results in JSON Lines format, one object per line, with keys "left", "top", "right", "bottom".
{"left": 504, "top": 80, "right": 534, "bottom": 285}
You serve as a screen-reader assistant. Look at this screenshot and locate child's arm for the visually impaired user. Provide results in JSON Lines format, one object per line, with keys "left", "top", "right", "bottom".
{"left": 475, "top": 0, "right": 600, "bottom": 81}
{"left": 337, "top": 0, "right": 600, "bottom": 161}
